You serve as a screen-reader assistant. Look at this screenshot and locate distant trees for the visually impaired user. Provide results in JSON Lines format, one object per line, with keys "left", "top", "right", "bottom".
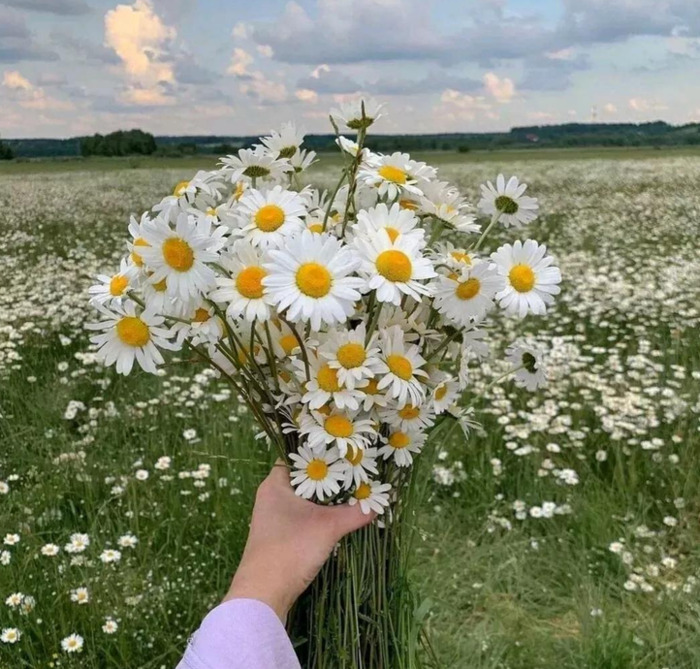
{"left": 80, "top": 129, "right": 156, "bottom": 157}
{"left": 0, "top": 136, "right": 14, "bottom": 160}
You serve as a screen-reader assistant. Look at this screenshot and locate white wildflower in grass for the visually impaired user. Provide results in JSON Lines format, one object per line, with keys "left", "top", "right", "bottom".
{"left": 65, "top": 533, "right": 89, "bottom": 554}
{"left": 349, "top": 480, "right": 392, "bottom": 515}
{"left": 102, "top": 618, "right": 119, "bottom": 634}
{"left": 3, "top": 534, "right": 19, "bottom": 546}
{"left": 70, "top": 587, "right": 89, "bottom": 604}
{"left": 40, "top": 543, "right": 60, "bottom": 557}
{"left": 289, "top": 445, "right": 345, "bottom": 501}
{"left": 236, "top": 186, "right": 307, "bottom": 249}
{"left": 100, "top": 549, "right": 122, "bottom": 564}
{"left": 0, "top": 481, "right": 8, "bottom": 494}
{"left": 5, "top": 593, "right": 23, "bottom": 608}
{"left": 0, "top": 551, "right": 11, "bottom": 566}
{"left": 505, "top": 343, "right": 548, "bottom": 391}
{"left": 117, "top": 534, "right": 138, "bottom": 549}
{"left": 61, "top": 634, "right": 84, "bottom": 653}
{"left": 1, "top": 628, "right": 20, "bottom": 644}
{"left": 491, "top": 240, "right": 561, "bottom": 318}
{"left": 479, "top": 174, "right": 539, "bottom": 227}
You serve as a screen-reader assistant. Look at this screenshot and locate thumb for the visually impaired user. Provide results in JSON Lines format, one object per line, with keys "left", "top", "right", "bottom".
{"left": 327, "top": 502, "right": 377, "bottom": 540}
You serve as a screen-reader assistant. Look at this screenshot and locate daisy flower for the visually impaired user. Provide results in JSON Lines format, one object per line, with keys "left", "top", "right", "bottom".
{"left": 491, "top": 240, "right": 561, "bottom": 318}
{"left": 300, "top": 409, "right": 376, "bottom": 457}
{"left": 349, "top": 480, "right": 392, "bottom": 515}
{"left": 379, "top": 401, "right": 435, "bottom": 433}
{"left": 298, "top": 353, "right": 366, "bottom": 411}
{"left": 260, "top": 121, "right": 306, "bottom": 159}
{"left": 102, "top": 618, "right": 119, "bottom": 634}
{"left": 378, "top": 430, "right": 425, "bottom": 467}
{"left": 183, "top": 303, "right": 223, "bottom": 347}
{"left": 88, "top": 258, "right": 138, "bottom": 305}
{"left": 342, "top": 445, "right": 379, "bottom": 487}
{"left": 210, "top": 240, "right": 272, "bottom": 322}
{"left": 419, "top": 180, "right": 479, "bottom": 233}
{"left": 353, "top": 202, "right": 425, "bottom": 246}
{"left": 70, "top": 587, "right": 89, "bottom": 605}
{"left": 318, "top": 323, "right": 382, "bottom": 390}
{"left": 126, "top": 213, "right": 153, "bottom": 268}
{"left": 433, "top": 261, "right": 505, "bottom": 326}
{"left": 1, "top": 628, "right": 20, "bottom": 644}
{"left": 354, "top": 230, "right": 435, "bottom": 305}
{"left": 359, "top": 377, "right": 390, "bottom": 411}
{"left": 431, "top": 374, "right": 459, "bottom": 414}
{"left": 359, "top": 152, "right": 433, "bottom": 200}
{"left": 61, "top": 633, "right": 84, "bottom": 653}
{"left": 330, "top": 98, "right": 384, "bottom": 130}
{"left": 220, "top": 147, "right": 292, "bottom": 182}
{"left": 479, "top": 174, "right": 539, "bottom": 227}
{"left": 263, "top": 230, "right": 364, "bottom": 331}
{"left": 290, "top": 149, "right": 317, "bottom": 174}
{"left": 434, "top": 242, "right": 477, "bottom": 271}
{"left": 140, "top": 212, "right": 226, "bottom": 301}
{"left": 87, "top": 302, "right": 177, "bottom": 375}
{"left": 506, "top": 342, "right": 548, "bottom": 390}
{"left": 154, "top": 170, "right": 223, "bottom": 214}
{"left": 141, "top": 273, "right": 174, "bottom": 314}
{"left": 336, "top": 135, "right": 361, "bottom": 156}
{"left": 289, "top": 445, "right": 345, "bottom": 501}
{"left": 375, "top": 325, "right": 429, "bottom": 407}
{"left": 236, "top": 186, "right": 307, "bottom": 249}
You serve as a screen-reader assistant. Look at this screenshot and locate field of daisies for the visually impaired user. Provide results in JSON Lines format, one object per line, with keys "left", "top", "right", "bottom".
{"left": 1, "top": 150, "right": 699, "bottom": 668}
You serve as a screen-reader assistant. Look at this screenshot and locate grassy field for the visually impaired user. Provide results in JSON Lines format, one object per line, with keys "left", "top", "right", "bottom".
{"left": 1, "top": 151, "right": 699, "bottom": 668}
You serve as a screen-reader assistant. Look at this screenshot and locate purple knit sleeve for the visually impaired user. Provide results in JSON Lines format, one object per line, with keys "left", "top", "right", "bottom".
{"left": 176, "top": 599, "right": 301, "bottom": 669}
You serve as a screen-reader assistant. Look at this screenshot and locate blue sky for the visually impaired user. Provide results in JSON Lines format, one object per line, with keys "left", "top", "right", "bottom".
{"left": 1, "top": 0, "right": 699, "bottom": 138}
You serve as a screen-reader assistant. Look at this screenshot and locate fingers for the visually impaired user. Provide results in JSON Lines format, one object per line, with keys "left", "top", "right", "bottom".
{"left": 328, "top": 503, "right": 377, "bottom": 539}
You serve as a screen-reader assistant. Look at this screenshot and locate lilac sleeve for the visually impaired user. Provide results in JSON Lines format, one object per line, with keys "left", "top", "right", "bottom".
{"left": 176, "top": 598, "right": 301, "bottom": 669}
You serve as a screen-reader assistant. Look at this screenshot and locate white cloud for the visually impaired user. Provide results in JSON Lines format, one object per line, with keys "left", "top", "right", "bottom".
{"left": 436, "top": 89, "right": 493, "bottom": 121}
{"left": 483, "top": 72, "right": 515, "bottom": 103}
{"left": 120, "top": 86, "right": 174, "bottom": 106}
{"left": 239, "top": 72, "right": 287, "bottom": 104}
{"left": 295, "top": 88, "right": 318, "bottom": 104}
{"left": 232, "top": 22, "right": 250, "bottom": 40}
{"left": 2, "top": 69, "right": 32, "bottom": 90}
{"left": 311, "top": 64, "right": 330, "bottom": 79}
{"left": 256, "top": 44, "right": 274, "bottom": 58}
{"left": 603, "top": 102, "right": 618, "bottom": 114}
{"left": 546, "top": 48, "right": 576, "bottom": 60}
{"left": 2, "top": 69, "right": 73, "bottom": 111}
{"left": 227, "top": 48, "right": 253, "bottom": 77}
{"left": 628, "top": 97, "right": 668, "bottom": 112}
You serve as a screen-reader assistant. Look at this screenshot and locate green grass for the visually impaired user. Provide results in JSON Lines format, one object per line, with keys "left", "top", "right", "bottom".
{"left": 0, "top": 153, "right": 699, "bottom": 667}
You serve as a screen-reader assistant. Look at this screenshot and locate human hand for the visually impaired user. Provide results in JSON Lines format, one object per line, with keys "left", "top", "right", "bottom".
{"left": 224, "top": 461, "right": 375, "bottom": 621}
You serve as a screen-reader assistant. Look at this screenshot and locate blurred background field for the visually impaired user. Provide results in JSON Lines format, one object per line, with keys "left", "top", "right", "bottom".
{"left": 1, "top": 150, "right": 700, "bottom": 668}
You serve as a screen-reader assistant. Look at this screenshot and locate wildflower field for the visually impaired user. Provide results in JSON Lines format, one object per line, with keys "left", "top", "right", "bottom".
{"left": 1, "top": 151, "right": 700, "bottom": 668}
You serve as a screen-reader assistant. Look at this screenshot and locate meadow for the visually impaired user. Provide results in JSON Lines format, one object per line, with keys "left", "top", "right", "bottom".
{"left": 1, "top": 150, "right": 699, "bottom": 668}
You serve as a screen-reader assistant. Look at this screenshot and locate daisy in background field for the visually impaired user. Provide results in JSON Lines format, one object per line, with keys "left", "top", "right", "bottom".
{"left": 318, "top": 324, "right": 382, "bottom": 390}
{"left": 1, "top": 628, "right": 20, "bottom": 644}
{"left": 236, "top": 185, "right": 306, "bottom": 249}
{"left": 342, "top": 445, "right": 379, "bottom": 487}
{"left": 376, "top": 325, "right": 429, "bottom": 408}
{"left": 359, "top": 152, "right": 434, "bottom": 200}
{"left": 433, "top": 260, "right": 505, "bottom": 326}
{"left": 350, "top": 480, "right": 392, "bottom": 515}
{"left": 289, "top": 445, "right": 345, "bottom": 500}
{"left": 479, "top": 174, "right": 539, "bottom": 227}
{"left": 330, "top": 98, "right": 384, "bottom": 130}
{"left": 419, "top": 180, "right": 479, "bottom": 234}
{"left": 355, "top": 230, "right": 435, "bottom": 305}
{"left": 263, "top": 230, "right": 364, "bottom": 331}
{"left": 297, "top": 353, "right": 365, "bottom": 411}
{"left": 140, "top": 212, "right": 226, "bottom": 301}
{"left": 102, "top": 617, "right": 118, "bottom": 634}
{"left": 70, "top": 587, "right": 89, "bottom": 605}
{"left": 87, "top": 302, "right": 177, "bottom": 375}
{"left": 352, "top": 203, "right": 425, "bottom": 246}
{"left": 88, "top": 258, "right": 138, "bottom": 305}
{"left": 220, "top": 147, "right": 292, "bottom": 182}
{"left": 491, "top": 239, "right": 561, "bottom": 318}
{"left": 299, "top": 409, "right": 376, "bottom": 457}
{"left": 260, "top": 121, "right": 306, "bottom": 159}
{"left": 61, "top": 633, "right": 84, "bottom": 653}
{"left": 379, "top": 430, "right": 426, "bottom": 467}
{"left": 506, "top": 342, "right": 548, "bottom": 390}
{"left": 210, "top": 240, "right": 272, "bottom": 322}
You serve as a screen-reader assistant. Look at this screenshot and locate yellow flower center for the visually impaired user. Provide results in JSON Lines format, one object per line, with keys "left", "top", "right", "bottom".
{"left": 152, "top": 278, "right": 167, "bottom": 292}
{"left": 353, "top": 482, "right": 372, "bottom": 500}
{"left": 456, "top": 277, "right": 481, "bottom": 300}
{"left": 376, "top": 250, "right": 412, "bottom": 283}
{"left": 398, "top": 405, "right": 420, "bottom": 420}
{"left": 280, "top": 334, "right": 298, "bottom": 355}
{"left": 389, "top": 432, "right": 410, "bottom": 449}
{"left": 206, "top": 207, "right": 218, "bottom": 217}
{"left": 193, "top": 308, "right": 210, "bottom": 323}
{"left": 317, "top": 364, "right": 341, "bottom": 392}
{"left": 385, "top": 227, "right": 400, "bottom": 243}
{"left": 109, "top": 275, "right": 129, "bottom": 296}
{"left": 325, "top": 415, "right": 354, "bottom": 438}
{"left": 378, "top": 165, "right": 407, "bottom": 184}
{"left": 386, "top": 354, "right": 413, "bottom": 380}
{"left": 254, "top": 204, "right": 286, "bottom": 232}
{"left": 509, "top": 264, "right": 535, "bottom": 293}
{"left": 162, "top": 237, "right": 194, "bottom": 272}
{"left": 363, "top": 378, "right": 379, "bottom": 395}
{"left": 234, "top": 181, "right": 246, "bottom": 200}
{"left": 131, "top": 237, "right": 149, "bottom": 267}
{"left": 345, "top": 447, "right": 364, "bottom": 466}
{"left": 336, "top": 343, "right": 366, "bottom": 369}
{"left": 116, "top": 316, "right": 150, "bottom": 348}
{"left": 306, "top": 459, "right": 329, "bottom": 481}
{"left": 450, "top": 251, "right": 471, "bottom": 265}
{"left": 296, "top": 262, "right": 332, "bottom": 298}
{"left": 308, "top": 223, "right": 324, "bottom": 233}
{"left": 399, "top": 198, "right": 418, "bottom": 211}
{"left": 236, "top": 266, "right": 266, "bottom": 299}
{"left": 434, "top": 384, "right": 447, "bottom": 401}
{"left": 173, "top": 180, "right": 189, "bottom": 196}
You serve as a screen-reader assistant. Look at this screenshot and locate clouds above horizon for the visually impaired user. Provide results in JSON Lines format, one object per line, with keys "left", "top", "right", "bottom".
{"left": 2, "top": 0, "right": 700, "bottom": 138}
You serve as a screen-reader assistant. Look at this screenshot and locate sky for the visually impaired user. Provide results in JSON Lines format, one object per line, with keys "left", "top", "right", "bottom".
{"left": 1, "top": 0, "right": 700, "bottom": 139}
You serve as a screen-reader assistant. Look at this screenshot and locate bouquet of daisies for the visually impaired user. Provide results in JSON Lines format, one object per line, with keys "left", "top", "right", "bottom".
{"left": 87, "top": 99, "right": 561, "bottom": 667}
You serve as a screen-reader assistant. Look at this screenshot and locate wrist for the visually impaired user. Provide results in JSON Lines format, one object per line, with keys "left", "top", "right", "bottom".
{"left": 224, "top": 567, "right": 294, "bottom": 622}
